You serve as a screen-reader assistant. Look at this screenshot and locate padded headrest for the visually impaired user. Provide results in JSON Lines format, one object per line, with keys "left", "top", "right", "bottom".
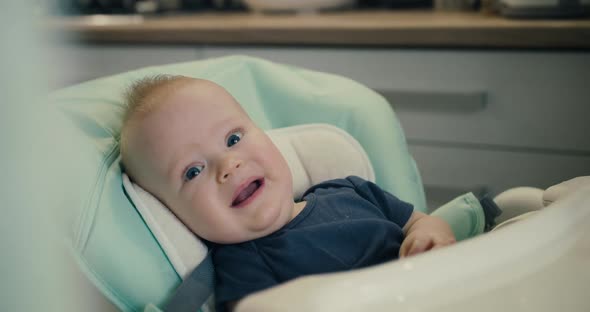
{"left": 122, "top": 123, "right": 374, "bottom": 279}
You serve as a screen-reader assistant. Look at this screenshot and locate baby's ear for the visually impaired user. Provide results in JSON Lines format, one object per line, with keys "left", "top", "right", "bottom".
{"left": 543, "top": 176, "right": 590, "bottom": 207}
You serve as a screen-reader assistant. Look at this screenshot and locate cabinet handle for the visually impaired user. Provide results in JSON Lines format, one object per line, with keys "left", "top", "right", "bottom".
{"left": 375, "top": 89, "right": 487, "bottom": 111}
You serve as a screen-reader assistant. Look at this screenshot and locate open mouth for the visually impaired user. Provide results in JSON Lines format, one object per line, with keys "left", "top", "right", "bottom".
{"left": 231, "top": 178, "right": 265, "bottom": 208}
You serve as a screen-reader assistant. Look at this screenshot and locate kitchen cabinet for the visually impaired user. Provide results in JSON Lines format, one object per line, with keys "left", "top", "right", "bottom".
{"left": 49, "top": 44, "right": 198, "bottom": 88}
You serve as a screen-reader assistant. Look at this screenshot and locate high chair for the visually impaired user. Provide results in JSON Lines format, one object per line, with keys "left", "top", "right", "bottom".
{"left": 48, "top": 55, "right": 590, "bottom": 312}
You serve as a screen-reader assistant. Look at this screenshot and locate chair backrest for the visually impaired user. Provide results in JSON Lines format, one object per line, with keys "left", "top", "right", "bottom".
{"left": 48, "top": 55, "right": 426, "bottom": 310}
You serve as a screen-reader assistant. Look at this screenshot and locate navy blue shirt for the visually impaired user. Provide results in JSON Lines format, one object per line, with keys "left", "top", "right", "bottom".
{"left": 212, "top": 176, "right": 414, "bottom": 308}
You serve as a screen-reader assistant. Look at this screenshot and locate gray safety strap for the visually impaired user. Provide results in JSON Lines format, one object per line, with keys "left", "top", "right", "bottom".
{"left": 164, "top": 252, "right": 215, "bottom": 312}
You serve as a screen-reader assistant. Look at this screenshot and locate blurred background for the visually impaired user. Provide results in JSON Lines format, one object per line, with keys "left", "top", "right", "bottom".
{"left": 44, "top": 0, "right": 590, "bottom": 16}
{"left": 44, "top": 0, "right": 590, "bottom": 209}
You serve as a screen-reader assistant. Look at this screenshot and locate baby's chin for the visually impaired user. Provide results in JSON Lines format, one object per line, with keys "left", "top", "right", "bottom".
{"left": 198, "top": 195, "right": 295, "bottom": 244}
{"left": 203, "top": 222, "right": 282, "bottom": 245}
{"left": 204, "top": 233, "right": 258, "bottom": 245}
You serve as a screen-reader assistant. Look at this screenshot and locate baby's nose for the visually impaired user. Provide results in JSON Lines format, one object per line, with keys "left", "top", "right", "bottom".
{"left": 217, "top": 157, "right": 242, "bottom": 183}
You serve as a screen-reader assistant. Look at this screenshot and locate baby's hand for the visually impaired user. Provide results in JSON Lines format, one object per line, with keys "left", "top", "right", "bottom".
{"left": 399, "top": 211, "right": 456, "bottom": 258}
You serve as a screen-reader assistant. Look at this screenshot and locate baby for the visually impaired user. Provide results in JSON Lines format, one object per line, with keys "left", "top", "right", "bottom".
{"left": 120, "top": 75, "right": 456, "bottom": 311}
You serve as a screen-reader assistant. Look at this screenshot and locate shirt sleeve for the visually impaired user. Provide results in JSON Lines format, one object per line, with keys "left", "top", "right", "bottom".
{"left": 212, "top": 242, "right": 278, "bottom": 311}
{"left": 346, "top": 175, "right": 414, "bottom": 228}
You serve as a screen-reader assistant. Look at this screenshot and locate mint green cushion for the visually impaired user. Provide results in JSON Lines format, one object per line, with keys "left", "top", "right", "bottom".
{"left": 430, "top": 192, "right": 485, "bottom": 241}
{"left": 49, "top": 55, "right": 427, "bottom": 310}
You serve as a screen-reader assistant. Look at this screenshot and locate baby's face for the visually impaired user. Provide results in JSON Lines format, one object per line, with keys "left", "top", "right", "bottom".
{"left": 126, "top": 79, "right": 296, "bottom": 243}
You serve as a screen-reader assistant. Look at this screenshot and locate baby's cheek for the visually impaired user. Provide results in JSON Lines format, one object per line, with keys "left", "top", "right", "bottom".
{"left": 190, "top": 187, "right": 225, "bottom": 221}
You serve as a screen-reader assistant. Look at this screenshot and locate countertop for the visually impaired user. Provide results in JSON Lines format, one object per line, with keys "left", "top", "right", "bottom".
{"left": 50, "top": 10, "right": 590, "bottom": 49}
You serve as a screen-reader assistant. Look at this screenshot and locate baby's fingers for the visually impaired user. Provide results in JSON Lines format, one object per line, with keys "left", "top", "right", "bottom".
{"left": 401, "top": 237, "right": 434, "bottom": 258}
{"left": 428, "top": 237, "right": 456, "bottom": 254}
{"left": 399, "top": 238, "right": 411, "bottom": 258}
{"left": 433, "top": 236, "right": 456, "bottom": 248}
{"left": 408, "top": 238, "right": 434, "bottom": 257}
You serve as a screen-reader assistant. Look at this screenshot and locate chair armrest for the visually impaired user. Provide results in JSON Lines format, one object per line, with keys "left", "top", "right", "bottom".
{"left": 543, "top": 176, "right": 590, "bottom": 206}
{"left": 493, "top": 187, "right": 544, "bottom": 224}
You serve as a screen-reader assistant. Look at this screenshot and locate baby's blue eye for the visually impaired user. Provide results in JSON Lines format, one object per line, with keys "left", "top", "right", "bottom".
{"left": 227, "top": 131, "right": 242, "bottom": 147}
{"left": 184, "top": 165, "right": 204, "bottom": 181}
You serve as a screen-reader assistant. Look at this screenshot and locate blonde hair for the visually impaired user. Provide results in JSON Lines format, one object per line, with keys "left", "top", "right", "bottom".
{"left": 119, "top": 74, "right": 188, "bottom": 172}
